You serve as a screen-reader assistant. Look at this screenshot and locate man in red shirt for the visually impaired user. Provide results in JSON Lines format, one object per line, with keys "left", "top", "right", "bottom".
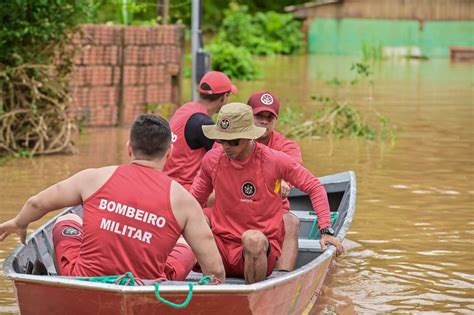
{"left": 247, "top": 91, "right": 302, "bottom": 272}
{"left": 0, "top": 115, "right": 225, "bottom": 282}
{"left": 191, "top": 103, "right": 343, "bottom": 284}
{"left": 164, "top": 71, "right": 237, "bottom": 190}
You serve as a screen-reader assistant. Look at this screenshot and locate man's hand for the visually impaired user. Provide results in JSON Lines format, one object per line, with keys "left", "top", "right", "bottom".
{"left": 320, "top": 234, "right": 344, "bottom": 256}
{"left": 0, "top": 218, "right": 28, "bottom": 244}
{"left": 280, "top": 180, "right": 291, "bottom": 199}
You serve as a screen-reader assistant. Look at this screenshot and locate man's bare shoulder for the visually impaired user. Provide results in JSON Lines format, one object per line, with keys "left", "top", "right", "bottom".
{"left": 76, "top": 165, "right": 118, "bottom": 179}
{"left": 170, "top": 180, "right": 201, "bottom": 228}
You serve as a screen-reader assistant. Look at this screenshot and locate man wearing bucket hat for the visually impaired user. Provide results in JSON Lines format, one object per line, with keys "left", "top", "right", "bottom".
{"left": 247, "top": 91, "right": 303, "bottom": 272}
{"left": 163, "top": 71, "right": 237, "bottom": 190}
{"left": 191, "top": 103, "right": 343, "bottom": 284}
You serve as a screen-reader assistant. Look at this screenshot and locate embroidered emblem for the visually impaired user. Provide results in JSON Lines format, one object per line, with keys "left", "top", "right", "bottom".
{"left": 260, "top": 93, "right": 274, "bottom": 105}
{"left": 242, "top": 182, "right": 256, "bottom": 198}
{"left": 62, "top": 226, "right": 81, "bottom": 237}
{"left": 219, "top": 118, "right": 231, "bottom": 130}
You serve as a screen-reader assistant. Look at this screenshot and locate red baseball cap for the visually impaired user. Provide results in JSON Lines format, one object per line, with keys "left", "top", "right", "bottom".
{"left": 199, "top": 71, "right": 237, "bottom": 95}
{"left": 247, "top": 91, "right": 280, "bottom": 117}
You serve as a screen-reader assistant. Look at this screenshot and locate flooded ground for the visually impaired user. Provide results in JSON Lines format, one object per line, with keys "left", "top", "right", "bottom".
{"left": 0, "top": 55, "right": 473, "bottom": 313}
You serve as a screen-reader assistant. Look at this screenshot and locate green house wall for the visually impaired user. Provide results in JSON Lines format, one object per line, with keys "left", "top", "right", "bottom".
{"left": 308, "top": 18, "right": 474, "bottom": 57}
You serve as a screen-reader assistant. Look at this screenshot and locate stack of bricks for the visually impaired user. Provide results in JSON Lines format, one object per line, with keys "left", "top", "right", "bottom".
{"left": 70, "top": 24, "right": 184, "bottom": 126}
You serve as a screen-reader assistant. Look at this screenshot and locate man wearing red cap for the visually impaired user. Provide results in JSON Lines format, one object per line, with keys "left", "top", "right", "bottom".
{"left": 163, "top": 71, "right": 237, "bottom": 190}
{"left": 247, "top": 91, "right": 302, "bottom": 272}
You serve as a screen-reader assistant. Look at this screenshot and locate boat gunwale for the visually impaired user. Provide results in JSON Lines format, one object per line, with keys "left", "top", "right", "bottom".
{"left": 3, "top": 171, "right": 356, "bottom": 294}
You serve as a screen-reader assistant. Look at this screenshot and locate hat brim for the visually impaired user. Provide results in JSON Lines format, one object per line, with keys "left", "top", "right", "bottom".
{"left": 202, "top": 124, "right": 265, "bottom": 140}
{"left": 252, "top": 106, "right": 278, "bottom": 117}
{"left": 230, "top": 84, "right": 238, "bottom": 94}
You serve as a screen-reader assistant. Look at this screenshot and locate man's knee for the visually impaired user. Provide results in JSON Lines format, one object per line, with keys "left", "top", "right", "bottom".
{"left": 55, "top": 213, "right": 82, "bottom": 226}
{"left": 241, "top": 230, "right": 267, "bottom": 256}
{"left": 283, "top": 212, "right": 300, "bottom": 236}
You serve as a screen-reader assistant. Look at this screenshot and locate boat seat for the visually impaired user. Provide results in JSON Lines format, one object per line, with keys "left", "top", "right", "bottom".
{"left": 185, "top": 271, "right": 246, "bottom": 285}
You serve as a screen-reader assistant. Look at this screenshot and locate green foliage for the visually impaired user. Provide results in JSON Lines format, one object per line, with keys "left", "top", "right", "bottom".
{"left": 351, "top": 62, "right": 371, "bottom": 77}
{"left": 85, "top": 0, "right": 161, "bottom": 25}
{"left": 0, "top": 0, "right": 87, "bottom": 156}
{"left": 277, "top": 97, "right": 397, "bottom": 141}
{"left": 144, "top": 102, "right": 174, "bottom": 119}
{"left": 351, "top": 61, "right": 374, "bottom": 99}
{"left": 215, "top": 3, "right": 303, "bottom": 56}
{"left": 86, "top": 0, "right": 310, "bottom": 31}
{"left": 0, "top": 0, "right": 91, "bottom": 66}
{"left": 361, "top": 40, "right": 383, "bottom": 61}
{"left": 325, "top": 77, "right": 345, "bottom": 86}
{"left": 206, "top": 42, "right": 258, "bottom": 81}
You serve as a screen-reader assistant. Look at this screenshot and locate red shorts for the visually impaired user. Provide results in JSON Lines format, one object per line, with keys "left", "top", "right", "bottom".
{"left": 52, "top": 220, "right": 195, "bottom": 280}
{"left": 203, "top": 208, "right": 278, "bottom": 278}
{"left": 213, "top": 235, "right": 278, "bottom": 278}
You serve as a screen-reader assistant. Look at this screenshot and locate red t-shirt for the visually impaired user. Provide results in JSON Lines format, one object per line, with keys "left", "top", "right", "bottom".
{"left": 191, "top": 143, "right": 330, "bottom": 257}
{"left": 267, "top": 130, "right": 303, "bottom": 164}
{"left": 163, "top": 102, "right": 208, "bottom": 190}
{"left": 71, "top": 164, "right": 182, "bottom": 279}
{"left": 266, "top": 130, "right": 303, "bottom": 211}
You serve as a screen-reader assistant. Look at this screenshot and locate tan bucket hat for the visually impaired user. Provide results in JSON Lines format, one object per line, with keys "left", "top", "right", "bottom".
{"left": 202, "top": 103, "right": 266, "bottom": 140}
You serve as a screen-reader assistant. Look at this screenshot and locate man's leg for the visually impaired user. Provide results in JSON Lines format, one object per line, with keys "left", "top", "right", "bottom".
{"left": 241, "top": 230, "right": 268, "bottom": 284}
{"left": 52, "top": 213, "right": 83, "bottom": 276}
{"left": 276, "top": 212, "right": 300, "bottom": 271}
{"left": 165, "top": 238, "right": 197, "bottom": 281}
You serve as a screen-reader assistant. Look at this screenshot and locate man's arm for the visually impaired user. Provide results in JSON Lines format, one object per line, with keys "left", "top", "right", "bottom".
{"left": 276, "top": 153, "right": 343, "bottom": 255}
{"left": 170, "top": 182, "right": 225, "bottom": 281}
{"left": 0, "top": 168, "right": 101, "bottom": 243}
{"left": 278, "top": 156, "right": 330, "bottom": 229}
{"left": 184, "top": 113, "right": 215, "bottom": 151}
{"left": 190, "top": 155, "right": 214, "bottom": 208}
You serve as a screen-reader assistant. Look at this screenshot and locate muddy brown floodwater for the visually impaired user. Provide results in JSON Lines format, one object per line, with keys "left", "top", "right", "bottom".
{"left": 0, "top": 55, "right": 472, "bottom": 313}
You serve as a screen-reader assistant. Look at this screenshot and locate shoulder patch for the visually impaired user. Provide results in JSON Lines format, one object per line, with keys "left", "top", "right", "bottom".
{"left": 62, "top": 226, "right": 81, "bottom": 237}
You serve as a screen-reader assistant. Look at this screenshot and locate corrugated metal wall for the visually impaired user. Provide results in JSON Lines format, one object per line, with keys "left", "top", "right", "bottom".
{"left": 291, "top": 0, "right": 474, "bottom": 21}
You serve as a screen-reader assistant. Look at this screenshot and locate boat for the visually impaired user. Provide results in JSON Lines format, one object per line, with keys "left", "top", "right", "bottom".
{"left": 3, "top": 171, "right": 356, "bottom": 315}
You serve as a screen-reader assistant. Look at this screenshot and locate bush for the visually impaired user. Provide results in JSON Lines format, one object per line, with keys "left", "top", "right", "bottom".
{"left": 0, "top": 0, "right": 91, "bottom": 156}
{"left": 215, "top": 3, "right": 303, "bottom": 56}
{"left": 206, "top": 42, "right": 258, "bottom": 81}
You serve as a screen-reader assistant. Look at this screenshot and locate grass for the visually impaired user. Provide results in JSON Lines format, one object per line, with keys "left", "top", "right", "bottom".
{"left": 277, "top": 97, "right": 397, "bottom": 141}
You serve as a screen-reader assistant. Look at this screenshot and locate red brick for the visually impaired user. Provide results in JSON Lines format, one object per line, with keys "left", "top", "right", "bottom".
{"left": 167, "top": 63, "right": 179, "bottom": 75}
{"left": 139, "top": 47, "right": 151, "bottom": 65}
{"left": 146, "top": 85, "right": 159, "bottom": 103}
{"left": 123, "top": 66, "right": 138, "bottom": 85}
{"left": 125, "top": 46, "right": 140, "bottom": 64}
{"left": 149, "top": 27, "right": 163, "bottom": 44}
{"left": 104, "top": 46, "right": 119, "bottom": 65}
{"left": 112, "top": 66, "right": 121, "bottom": 85}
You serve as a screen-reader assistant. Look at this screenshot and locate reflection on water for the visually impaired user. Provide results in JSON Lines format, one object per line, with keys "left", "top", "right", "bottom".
{"left": 1, "top": 55, "right": 473, "bottom": 313}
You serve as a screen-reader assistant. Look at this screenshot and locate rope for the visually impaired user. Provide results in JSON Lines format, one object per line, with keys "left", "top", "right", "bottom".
{"left": 153, "top": 282, "right": 193, "bottom": 309}
{"left": 75, "top": 271, "right": 144, "bottom": 286}
{"left": 76, "top": 272, "right": 221, "bottom": 309}
{"left": 198, "top": 275, "right": 222, "bottom": 285}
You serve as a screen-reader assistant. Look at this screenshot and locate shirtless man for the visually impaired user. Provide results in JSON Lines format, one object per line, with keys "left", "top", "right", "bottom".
{"left": 248, "top": 91, "right": 303, "bottom": 271}
{"left": 0, "top": 115, "right": 225, "bottom": 282}
{"left": 191, "top": 103, "right": 343, "bottom": 284}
